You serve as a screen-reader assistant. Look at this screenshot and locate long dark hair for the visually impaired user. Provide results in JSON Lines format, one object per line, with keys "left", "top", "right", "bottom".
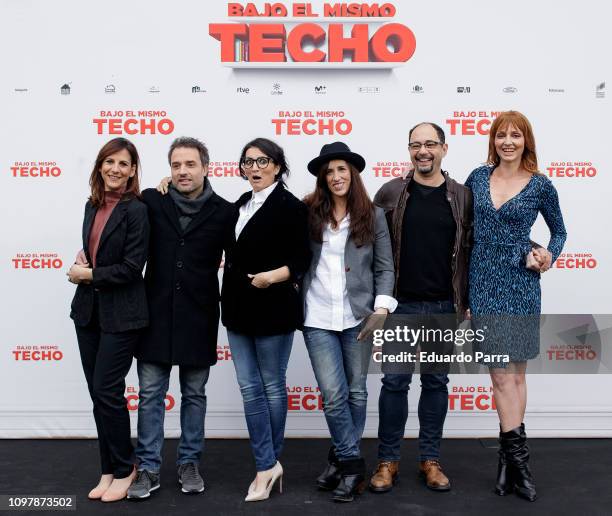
{"left": 89, "top": 137, "right": 141, "bottom": 207}
{"left": 304, "top": 160, "right": 375, "bottom": 247}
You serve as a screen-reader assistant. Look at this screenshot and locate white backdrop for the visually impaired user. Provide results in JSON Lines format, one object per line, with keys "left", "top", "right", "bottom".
{"left": 1, "top": 0, "right": 610, "bottom": 438}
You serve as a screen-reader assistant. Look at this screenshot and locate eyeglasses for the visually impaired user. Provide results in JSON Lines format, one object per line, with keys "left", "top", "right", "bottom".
{"left": 408, "top": 141, "right": 443, "bottom": 151}
{"left": 241, "top": 156, "right": 273, "bottom": 169}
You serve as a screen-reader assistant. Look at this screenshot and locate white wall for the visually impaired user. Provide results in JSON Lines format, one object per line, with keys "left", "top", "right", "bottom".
{"left": 1, "top": 0, "right": 610, "bottom": 437}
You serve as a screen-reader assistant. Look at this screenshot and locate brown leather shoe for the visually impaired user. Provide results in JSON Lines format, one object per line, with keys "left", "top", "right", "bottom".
{"left": 419, "top": 460, "right": 451, "bottom": 491}
{"left": 368, "top": 461, "right": 399, "bottom": 493}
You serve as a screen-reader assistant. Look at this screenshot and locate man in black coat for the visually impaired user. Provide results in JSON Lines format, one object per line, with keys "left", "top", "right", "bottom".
{"left": 128, "top": 137, "right": 235, "bottom": 499}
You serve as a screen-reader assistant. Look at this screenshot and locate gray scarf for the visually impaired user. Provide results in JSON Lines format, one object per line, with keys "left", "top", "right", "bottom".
{"left": 168, "top": 179, "right": 214, "bottom": 231}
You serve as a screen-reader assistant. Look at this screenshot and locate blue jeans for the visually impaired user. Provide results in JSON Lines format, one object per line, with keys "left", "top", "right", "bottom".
{"left": 378, "top": 300, "right": 453, "bottom": 462}
{"left": 135, "top": 361, "right": 210, "bottom": 473}
{"left": 228, "top": 331, "right": 293, "bottom": 472}
{"left": 303, "top": 324, "right": 371, "bottom": 460}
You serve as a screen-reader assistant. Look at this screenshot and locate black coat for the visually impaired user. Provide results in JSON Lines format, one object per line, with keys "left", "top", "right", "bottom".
{"left": 137, "top": 188, "right": 235, "bottom": 367}
{"left": 70, "top": 197, "right": 150, "bottom": 332}
{"left": 221, "top": 183, "right": 311, "bottom": 335}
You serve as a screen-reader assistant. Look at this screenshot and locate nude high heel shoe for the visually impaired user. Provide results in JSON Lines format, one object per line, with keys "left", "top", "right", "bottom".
{"left": 244, "top": 462, "right": 283, "bottom": 502}
{"left": 101, "top": 467, "right": 136, "bottom": 502}
{"left": 88, "top": 474, "right": 113, "bottom": 499}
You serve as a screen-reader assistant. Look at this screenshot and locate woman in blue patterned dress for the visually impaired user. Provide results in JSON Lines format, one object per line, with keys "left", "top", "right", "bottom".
{"left": 466, "top": 111, "right": 566, "bottom": 502}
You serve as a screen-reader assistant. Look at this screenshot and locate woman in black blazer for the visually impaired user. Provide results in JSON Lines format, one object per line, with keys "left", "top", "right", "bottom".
{"left": 67, "top": 138, "right": 149, "bottom": 502}
{"left": 221, "top": 138, "right": 310, "bottom": 502}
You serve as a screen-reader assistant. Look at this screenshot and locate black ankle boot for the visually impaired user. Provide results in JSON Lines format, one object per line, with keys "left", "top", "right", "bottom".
{"left": 495, "top": 426, "right": 513, "bottom": 495}
{"left": 502, "top": 424, "right": 537, "bottom": 502}
{"left": 316, "top": 447, "right": 341, "bottom": 490}
{"left": 332, "top": 458, "right": 366, "bottom": 503}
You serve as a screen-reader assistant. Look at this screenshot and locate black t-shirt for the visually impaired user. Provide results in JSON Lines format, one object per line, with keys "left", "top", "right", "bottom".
{"left": 398, "top": 180, "right": 456, "bottom": 301}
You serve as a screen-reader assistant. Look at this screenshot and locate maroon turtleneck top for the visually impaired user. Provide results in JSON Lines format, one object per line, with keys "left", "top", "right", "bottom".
{"left": 88, "top": 190, "right": 123, "bottom": 267}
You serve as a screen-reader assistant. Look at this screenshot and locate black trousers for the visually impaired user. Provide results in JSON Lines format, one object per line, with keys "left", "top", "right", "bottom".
{"left": 75, "top": 295, "right": 138, "bottom": 478}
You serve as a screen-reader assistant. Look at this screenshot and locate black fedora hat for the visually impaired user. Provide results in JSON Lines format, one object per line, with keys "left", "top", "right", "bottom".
{"left": 307, "top": 141, "right": 366, "bottom": 175}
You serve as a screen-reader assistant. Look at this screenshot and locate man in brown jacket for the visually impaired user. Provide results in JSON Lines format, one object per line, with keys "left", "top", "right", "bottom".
{"left": 369, "top": 122, "right": 472, "bottom": 493}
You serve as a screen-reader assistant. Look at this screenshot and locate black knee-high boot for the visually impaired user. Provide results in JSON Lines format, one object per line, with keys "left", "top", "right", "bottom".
{"left": 495, "top": 425, "right": 513, "bottom": 495}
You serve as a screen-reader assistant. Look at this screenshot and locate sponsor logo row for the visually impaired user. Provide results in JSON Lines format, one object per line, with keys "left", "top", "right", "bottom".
{"left": 13, "top": 82, "right": 606, "bottom": 98}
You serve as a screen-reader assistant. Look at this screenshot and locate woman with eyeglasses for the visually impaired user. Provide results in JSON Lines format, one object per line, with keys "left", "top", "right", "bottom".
{"left": 221, "top": 138, "right": 311, "bottom": 502}
{"left": 155, "top": 138, "right": 309, "bottom": 501}
{"left": 301, "top": 142, "right": 396, "bottom": 503}
{"left": 466, "top": 111, "right": 566, "bottom": 502}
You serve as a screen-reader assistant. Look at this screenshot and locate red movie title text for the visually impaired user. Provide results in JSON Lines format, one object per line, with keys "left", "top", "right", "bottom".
{"left": 287, "top": 385, "right": 323, "bottom": 410}
{"left": 554, "top": 253, "right": 597, "bottom": 269}
{"left": 93, "top": 110, "right": 175, "bottom": 135}
{"left": 272, "top": 110, "right": 352, "bottom": 135}
{"left": 373, "top": 161, "right": 411, "bottom": 178}
{"left": 11, "top": 162, "right": 61, "bottom": 178}
{"left": 126, "top": 386, "right": 176, "bottom": 411}
{"left": 208, "top": 162, "right": 241, "bottom": 178}
{"left": 13, "top": 253, "right": 62, "bottom": 269}
{"left": 13, "top": 345, "right": 63, "bottom": 361}
{"left": 446, "top": 111, "right": 501, "bottom": 136}
{"left": 210, "top": 3, "right": 415, "bottom": 64}
{"left": 448, "top": 385, "right": 496, "bottom": 411}
{"left": 547, "top": 162, "right": 597, "bottom": 178}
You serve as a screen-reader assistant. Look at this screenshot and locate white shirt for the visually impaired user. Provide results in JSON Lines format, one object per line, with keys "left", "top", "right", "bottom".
{"left": 304, "top": 216, "right": 397, "bottom": 331}
{"left": 235, "top": 182, "right": 277, "bottom": 239}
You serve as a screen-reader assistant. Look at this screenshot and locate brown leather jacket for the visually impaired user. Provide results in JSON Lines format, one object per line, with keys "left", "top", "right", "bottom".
{"left": 373, "top": 171, "right": 473, "bottom": 317}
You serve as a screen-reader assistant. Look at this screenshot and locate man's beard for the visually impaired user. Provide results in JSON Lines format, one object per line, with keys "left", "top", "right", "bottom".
{"left": 416, "top": 163, "right": 434, "bottom": 175}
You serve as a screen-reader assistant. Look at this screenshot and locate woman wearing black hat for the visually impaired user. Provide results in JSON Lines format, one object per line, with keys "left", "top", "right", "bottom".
{"left": 302, "top": 142, "right": 396, "bottom": 502}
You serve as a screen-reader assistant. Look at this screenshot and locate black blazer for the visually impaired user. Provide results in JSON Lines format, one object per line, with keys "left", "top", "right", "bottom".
{"left": 70, "top": 196, "right": 150, "bottom": 332}
{"left": 222, "top": 182, "right": 311, "bottom": 336}
{"left": 137, "top": 188, "right": 235, "bottom": 367}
